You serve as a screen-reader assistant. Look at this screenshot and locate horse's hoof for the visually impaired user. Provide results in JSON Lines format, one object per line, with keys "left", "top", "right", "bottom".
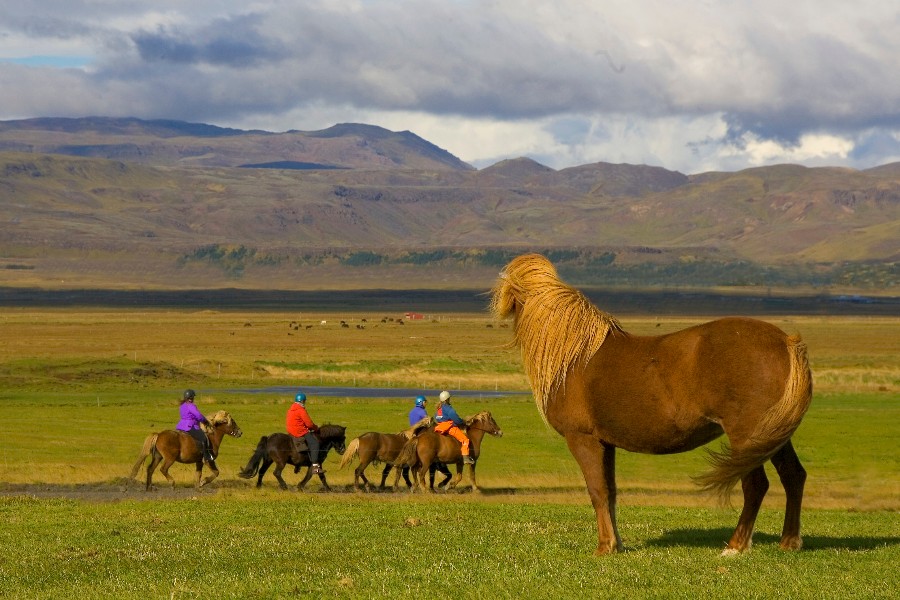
{"left": 593, "top": 545, "right": 618, "bottom": 556}
{"left": 720, "top": 547, "right": 743, "bottom": 557}
{"left": 779, "top": 537, "right": 803, "bottom": 551}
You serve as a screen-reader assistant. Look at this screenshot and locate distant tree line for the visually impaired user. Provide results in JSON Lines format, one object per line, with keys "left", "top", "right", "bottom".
{"left": 178, "top": 244, "right": 896, "bottom": 289}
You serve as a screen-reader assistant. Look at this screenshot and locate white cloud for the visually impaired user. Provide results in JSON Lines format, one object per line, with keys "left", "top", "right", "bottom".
{"left": 1, "top": 0, "right": 899, "bottom": 172}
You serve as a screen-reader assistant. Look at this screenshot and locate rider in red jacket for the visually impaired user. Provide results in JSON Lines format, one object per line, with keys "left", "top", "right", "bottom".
{"left": 286, "top": 392, "right": 323, "bottom": 474}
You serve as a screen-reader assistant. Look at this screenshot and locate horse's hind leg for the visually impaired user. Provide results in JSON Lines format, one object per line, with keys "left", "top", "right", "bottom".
{"left": 145, "top": 454, "right": 163, "bottom": 491}
{"left": 724, "top": 465, "right": 769, "bottom": 555}
{"left": 771, "top": 440, "right": 806, "bottom": 551}
{"left": 273, "top": 463, "right": 290, "bottom": 490}
{"left": 159, "top": 459, "right": 178, "bottom": 489}
{"left": 257, "top": 459, "right": 272, "bottom": 488}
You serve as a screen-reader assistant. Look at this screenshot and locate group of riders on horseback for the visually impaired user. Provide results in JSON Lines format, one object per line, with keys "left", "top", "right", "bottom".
{"left": 177, "top": 387, "right": 473, "bottom": 477}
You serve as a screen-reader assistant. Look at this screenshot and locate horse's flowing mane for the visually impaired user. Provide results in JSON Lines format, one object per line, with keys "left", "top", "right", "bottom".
{"left": 464, "top": 411, "right": 494, "bottom": 428}
{"left": 200, "top": 410, "right": 232, "bottom": 434}
{"left": 490, "top": 253, "right": 622, "bottom": 423}
{"left": 404, "top": 416, "right": 433, "bottom": 439}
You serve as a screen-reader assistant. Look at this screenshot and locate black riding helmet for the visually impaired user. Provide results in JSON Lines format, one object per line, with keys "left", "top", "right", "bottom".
{"left": 183, "top": 389, "right": 196, "bottom": 401}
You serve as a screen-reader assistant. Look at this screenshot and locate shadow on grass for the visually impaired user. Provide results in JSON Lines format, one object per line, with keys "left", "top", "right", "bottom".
{"left": 647, "top": 527, "right": 900, "bottom": 552}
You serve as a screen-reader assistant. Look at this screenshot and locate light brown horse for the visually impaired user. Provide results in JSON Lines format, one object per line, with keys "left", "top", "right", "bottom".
{"left": 392, "top": 411, "right": 503, "bottom": 493}
{"left": 491, "top": 253, "right": 812, "bottom": 556}
{"left": 129, "top": 410, "right": 243, "bottom": 491}
{"left": 338, "top": 417, "right": 434, "bottom": 491}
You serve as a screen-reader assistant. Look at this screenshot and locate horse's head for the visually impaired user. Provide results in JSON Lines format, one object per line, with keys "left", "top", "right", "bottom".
{"left": 491, "top": 253, "right": 621, "bottom": 426}
{"left": 490, "top": 253, "right": 559, "bottom": 321}
{"left": 207, "top": 410, "right": 243, "bottom": 438}
{"left": 319, "top": 424, "right": 347, "bottom": 455}
{"left": 465, "top": 411, "right": 503, "bottom": 438}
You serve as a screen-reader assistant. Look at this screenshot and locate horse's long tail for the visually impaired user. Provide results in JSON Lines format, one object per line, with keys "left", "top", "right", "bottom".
{"left": 339, "top": 437, "right": 360, "bottom": 469}
{"left": 695, "top": 335, "right": 813, "bottom": 500}
{"left": 237, "top": 436, "right": 269, "bottom": 479}
{"left": 393, "top": 437, "right": 418, "bottom": 468}
{"left": 128, "top": 433, "right": 159, "bottom": 479}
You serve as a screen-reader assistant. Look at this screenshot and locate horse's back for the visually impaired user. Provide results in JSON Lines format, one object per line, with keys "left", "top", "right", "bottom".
{"left": 363, "top": 432, "right": 405, "bottom": 462}
{"left": 561, "top": 316, "right": 801, "bottom": 454}
{"left": 592, "top": 316, "right": 794, "bottom": 395}
{"left": 415, "top": 431, "right": 459, "bottom": 463}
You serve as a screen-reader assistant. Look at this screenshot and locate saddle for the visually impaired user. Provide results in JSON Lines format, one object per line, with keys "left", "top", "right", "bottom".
{"left": 292, "top": 436, "right": 308, "bottom": 451}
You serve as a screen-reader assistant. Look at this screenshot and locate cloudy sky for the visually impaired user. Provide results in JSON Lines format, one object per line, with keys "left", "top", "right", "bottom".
{"left": 1, "top": 1, "right": 899, "bottom": 173}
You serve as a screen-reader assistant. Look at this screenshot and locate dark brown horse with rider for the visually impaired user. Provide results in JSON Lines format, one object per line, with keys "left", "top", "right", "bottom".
{"left": 237, "top": 424, "right": 347, "bottom": 491}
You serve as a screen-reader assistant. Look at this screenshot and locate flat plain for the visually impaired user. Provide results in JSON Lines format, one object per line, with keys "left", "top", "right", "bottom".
{"left": 0, "top": 308, "right": 897, "bottom": 598}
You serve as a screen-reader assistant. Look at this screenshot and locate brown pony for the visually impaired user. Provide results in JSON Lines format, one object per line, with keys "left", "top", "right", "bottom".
{"left": 129, "top": 410, "right": 243, "bottom": 491}
{"left": 392, "top": 411, "right": 503, "bottom": 492}
{"left": 237, "top": 424, "right": 347, "bottom": 491}
{"left": 338, "top": 418, "right": 433, "bottom": 491}
{"left": 491, "top": 253, "right": 812, "bottom": 556}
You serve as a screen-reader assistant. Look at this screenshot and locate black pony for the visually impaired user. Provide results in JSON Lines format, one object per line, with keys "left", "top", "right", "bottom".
{"left": 237, "top": 424, "right": 347, "bottom": 491}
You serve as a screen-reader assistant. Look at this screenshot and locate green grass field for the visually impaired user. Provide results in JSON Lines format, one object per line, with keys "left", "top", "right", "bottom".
{"left": 0, "top": 310, "right": 897, "bottom": 598}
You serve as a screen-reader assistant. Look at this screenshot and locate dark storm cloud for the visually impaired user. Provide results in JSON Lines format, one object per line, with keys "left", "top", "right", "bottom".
{"left": 132, "top": 14, "right": 287, "bottom": 68}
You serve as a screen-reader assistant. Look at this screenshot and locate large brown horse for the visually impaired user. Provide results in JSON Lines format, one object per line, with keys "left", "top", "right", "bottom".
{"left": 491, "top": 253, "right": 812, "bottom": 556}
{"left": 392, "top": 411, "right": 503, "bottom": 493}
{"left": 237, "top": 425, "right": 347, "bottom": 491}
{"left": 129, "top": 410, "right": 243, "bottom": 491}
{"left": 338, "top": 417, "right": 438, "bottom": 491}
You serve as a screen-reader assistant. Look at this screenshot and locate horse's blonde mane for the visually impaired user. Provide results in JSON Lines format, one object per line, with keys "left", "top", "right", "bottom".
{"left": 403, "top": 416, "right": 433, "bottom": 439}
{"left": 464, "top": 411, "right": 494, "bottom": 427}
{"left": 490, "top": 254, "right": 621, "bottom": 423}
{"left": 200, "top": 410, "right": 232, "bottom": 434}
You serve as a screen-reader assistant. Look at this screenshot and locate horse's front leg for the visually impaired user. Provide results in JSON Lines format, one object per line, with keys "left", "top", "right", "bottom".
{"left": 468, "top": 463, "right": 479, "bottom": 494}
{"left": 199, "top": 461, "right": 219, "bottom": 488}
{"left": 564, "top": 433, "right": 621, "bottom": 555}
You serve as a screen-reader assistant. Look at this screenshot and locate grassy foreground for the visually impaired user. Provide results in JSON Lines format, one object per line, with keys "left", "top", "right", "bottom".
{"left": 0, "top": 310, "right": 897, "bottom": 598}
{"left": 0, "top": 494, "right": 896, "bottom": 599}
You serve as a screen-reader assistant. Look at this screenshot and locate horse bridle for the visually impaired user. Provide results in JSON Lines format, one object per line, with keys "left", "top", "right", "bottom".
{"left": 466, "top": 423, "right": 502, "bottom": 436}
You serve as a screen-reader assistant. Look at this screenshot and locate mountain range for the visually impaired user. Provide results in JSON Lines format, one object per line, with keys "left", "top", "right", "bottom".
{"left": 0, "top": 117, "right": 897, "bottom": 293}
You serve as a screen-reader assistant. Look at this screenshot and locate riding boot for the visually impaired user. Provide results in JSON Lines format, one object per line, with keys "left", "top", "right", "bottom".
{"left": 312, "top": 463, "right": 324, "bottom": 475}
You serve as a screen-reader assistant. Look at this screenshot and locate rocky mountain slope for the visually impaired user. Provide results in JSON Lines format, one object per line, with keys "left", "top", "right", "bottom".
{"left": 0, "top": 118, "right": 897, "bottom": 292}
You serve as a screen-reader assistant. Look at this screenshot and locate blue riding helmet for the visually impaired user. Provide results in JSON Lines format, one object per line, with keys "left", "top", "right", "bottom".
{"left": 295, "top": 392, "right": 307, "bottom": 404}
{"left": 415, "top": 395, "right": 426, "bottom": 407}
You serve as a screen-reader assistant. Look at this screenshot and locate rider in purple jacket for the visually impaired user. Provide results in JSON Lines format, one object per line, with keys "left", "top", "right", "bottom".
{"left": 176, "top": 389, "right": 215, "bottom": 464}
